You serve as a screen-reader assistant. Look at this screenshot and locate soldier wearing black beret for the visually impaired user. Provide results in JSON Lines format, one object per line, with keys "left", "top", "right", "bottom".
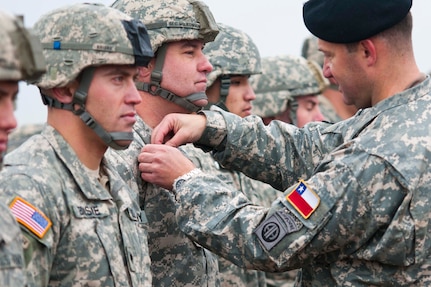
{"left": 137, "top": 0, "right": 431, "bottom": 286}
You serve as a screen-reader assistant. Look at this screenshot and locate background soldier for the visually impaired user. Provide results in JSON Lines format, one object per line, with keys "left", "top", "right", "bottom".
{"left": 251, "top": 54, "right": 326, "bottom": 127}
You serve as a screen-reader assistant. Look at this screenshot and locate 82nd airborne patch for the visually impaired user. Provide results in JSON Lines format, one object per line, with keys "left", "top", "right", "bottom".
{"left": 254, "top": 210, "right": 302, "bottom": 251}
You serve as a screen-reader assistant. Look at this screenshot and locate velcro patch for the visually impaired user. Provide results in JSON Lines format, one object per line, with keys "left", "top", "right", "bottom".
{"left": 286, "top": 180, "right": 320, "bottom": 219}
{"left": 254, "top": 210, "right": 302, "bottom": 251}
{"left": 9, "top": 197, "right": 52, "bottom": 239}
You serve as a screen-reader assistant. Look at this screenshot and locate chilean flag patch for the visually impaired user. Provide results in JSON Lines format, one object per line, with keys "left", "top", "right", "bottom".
{"left": 286, "top": 180, "right": 320, "bottom": 219}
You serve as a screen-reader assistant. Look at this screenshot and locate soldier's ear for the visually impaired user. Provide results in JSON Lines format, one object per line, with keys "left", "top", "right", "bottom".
{"left": 359, "top": 39, "right": 377, "bottom": 67}
{"left": 51, "top": 86, "right": 74, "bottom": 104}
{"left": 137, "top": 59, "right": 156, "bottom": 82}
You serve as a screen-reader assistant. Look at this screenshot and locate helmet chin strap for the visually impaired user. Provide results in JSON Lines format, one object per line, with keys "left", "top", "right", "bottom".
{"left": 41, "top": 67, "right": 133, "bottom": 150}
{"left": 289, "top": 99, "right": 298, "bottom": 126}
{"left": 204, "top": 75, "right": 230, "bottom": 112}
{"left": 135, "top": 44, "right": 207, "bottom": 113}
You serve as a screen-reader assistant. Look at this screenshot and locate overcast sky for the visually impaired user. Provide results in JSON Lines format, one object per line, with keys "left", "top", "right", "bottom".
{"left": 2, "top": 0, "right": 430, "bottom": 126}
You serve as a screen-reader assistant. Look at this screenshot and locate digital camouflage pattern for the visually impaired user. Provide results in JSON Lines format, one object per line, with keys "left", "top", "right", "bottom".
{"left": 183, "top": 108, "right": 274, "bottom": 286}
{"left": 212, "top": 170, "right": 278, "bottom": 287}
{"left": 106, "top": 118, "right": 220, "bottom": 286}
{"left": 111, "top": 0, "right": 219, "bottom": 53}
{"left": 172, "top": 76, "right": 431, "bottom": 286}
{"left": 251, "top": 55, "right": 328, "bottom": 121}
{"left": 0, "top": 200, "right": 25, "bottom": 286}
{"left": 0, "top": 10, "right": 45, "bottom": 287}
{"left": 32, "top": 3, "right": 145, "bottom": 89}
{"left": 7, "top": 123, "right": 44, "bottom": 153}
{"left": 0, "top": 126, "right": 151, "bottom": 286}
{"left": 249, "top": 54, "right": 329, "bottom": 286}
{"left": 204, "top": 23, "right": 261, "bottom": 88}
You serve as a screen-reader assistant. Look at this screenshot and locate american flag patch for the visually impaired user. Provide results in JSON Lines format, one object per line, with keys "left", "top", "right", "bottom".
{"left": 286, "top": 180, "right": 320, "bottom": 219}
{"left": 9, "top": 197, "right": 52, "bottom": 239}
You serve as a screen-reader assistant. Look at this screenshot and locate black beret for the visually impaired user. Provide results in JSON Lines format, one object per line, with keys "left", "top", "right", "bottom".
{"left": 303, "top": 0, "right": 412, "bottom": 43}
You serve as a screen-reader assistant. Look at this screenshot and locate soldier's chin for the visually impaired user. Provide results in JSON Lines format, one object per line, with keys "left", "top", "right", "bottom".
{"left": 113, "top": 140, "right": 133, "bottom": 149}
{"left": 193, "top": 99, "right": 208, "bottom": 108}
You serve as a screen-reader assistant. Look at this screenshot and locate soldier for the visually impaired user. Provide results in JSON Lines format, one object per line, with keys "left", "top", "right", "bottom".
{"left": 301, "top": 35, "right": 357, "bottom": 121}
{"left": 0, "top": 9, "right": 45, "bottom": 286}
{"left": 251, "top": 55, "right": 326, "bottom": 127}
{"left": 0, "top": 3, "right": 154, "bottom": 286}
{"left": 107, "top": 0, "right": 220, "bottom": 286}
{"left": 140, "top": 0, "right": 431, "bottom": 285}
{"left": 204, "top": 23, "right": 260, "bottom": 118}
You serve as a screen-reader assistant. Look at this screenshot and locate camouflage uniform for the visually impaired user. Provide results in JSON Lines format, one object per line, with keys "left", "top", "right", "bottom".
{"left": 0, "top": 4, "right": 153, "bottom": 286}
{"left": 2, "top": 127, "right": 150, "bottom": 286}
{"left": 251, "top": 54, "right": 328, "bottom": 125}
{"left": 109, "top": 0, "right": 221, "bottom": 285}
{"left": 183, "top": 134, "right": 270, "bottom": 287}
{"left": 7, "top": 124, "right": 44, "bottom": 153}
{"left": 107, "top": 118, "right": 220, "bottom": 286}
{"left": 0, "top": 10, "right": 45, "bottom": 287}
{"left": 172, "top": 75, "right": 431, "bottom": 286}
{"left": 203, "top": 23, "right": 281, "bottom": 286}
{"left": 250, "top": 55, "right": 328, "bottom": 286}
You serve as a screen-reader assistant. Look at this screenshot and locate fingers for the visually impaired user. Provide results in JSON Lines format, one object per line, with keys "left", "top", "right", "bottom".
{"left": 138, "top": 144, "right": 198, "bottom": 190}
{"left": 151, "top": 114, "right": 181, "bottom": 145}
{"left": 150, "top": 113, "right": 207, "bottom": 146}
{"left": 151, "top": 119, "right": 174, "bottom": 145}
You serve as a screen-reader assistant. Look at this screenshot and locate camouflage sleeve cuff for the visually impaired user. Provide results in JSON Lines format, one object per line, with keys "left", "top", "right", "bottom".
{"left": 172, "top": 168, "right": 204, "bottom": 195}
{"left": 195, "top": 110, "right": 227, "bottom": 151}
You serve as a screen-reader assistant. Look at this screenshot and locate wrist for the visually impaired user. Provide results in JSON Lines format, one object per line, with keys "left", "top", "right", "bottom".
{"left": 172, "top": 168, "right": 203, "bottom": 194}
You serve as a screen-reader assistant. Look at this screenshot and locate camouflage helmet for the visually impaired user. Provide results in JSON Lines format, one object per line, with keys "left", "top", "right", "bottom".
{"left": 32, "top": 3, "right": 153, "bottom": 150}
{"left": 301, "top": 35, "right": 324, "bottom": 68}
{"left": 33, "top": 3, "right": 153, "bottom": 89}
{"left": 111, "top": 0, "right": 219, "bottom": 53}
{"left": 251, "top": 55, "right": 328, "bottom": 123}
{"left": 205, "top": 23, "right": 261, "bottom": 88}
{"left": 0, "top": 10, "right": 45, "bottom": 82}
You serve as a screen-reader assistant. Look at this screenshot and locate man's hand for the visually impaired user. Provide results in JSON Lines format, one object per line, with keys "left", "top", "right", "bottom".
{"left": 151, "top": 113, "right": 207, "bottom": 146}
{"left": 139, "top": 144, "right": 196, "bottom": 190}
